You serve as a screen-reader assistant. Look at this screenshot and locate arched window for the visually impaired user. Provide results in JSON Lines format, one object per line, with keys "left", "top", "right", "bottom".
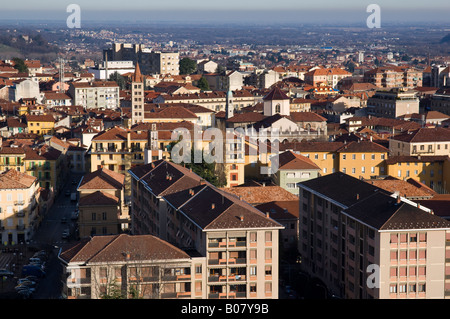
{"left": 275, "top": 104, "right": 281, "bottom": 113}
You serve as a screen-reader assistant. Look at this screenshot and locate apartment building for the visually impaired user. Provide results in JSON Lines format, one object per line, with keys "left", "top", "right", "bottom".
{"left": 128, "top": 159, "right": 284, "bottom": 299}
{"left": 429, "top": 88, "right": 450, "bottom": 116}
{"left": 77, "top": 167, "right": 129, "bottom": 238}
{"left": 68, "top": 81, "right": 120, "bottom": 110}
{"left": 297, "top": 172, "right": 450, "bottom": 299}
{"left": 25, "top": 114, "right": 56, "bottom": 135}
{"left": 59, "top": 233, "right": 206, "bottom": 299}
{"left": 389, "top": 127, "right": 450, "bottom": 157}
{"left": 363, "top": 66, "right": 422, "bottom": 89}
{"left": 272, "top": 150, "right": 321, "bottom": 195}
{"left": 385, "top": 155, "right": 450, "bottom": 194}
{"left": 0, "top": 169, "right": 39, "bottom": 245}
{"left": 366, "top": 89, "right": 419, "bottom": 119}
{"left": 304, "top": 67, "right": 352, "bottom": 90}
{"left": 280, "top": 140, "right": 389, "bottom": 179}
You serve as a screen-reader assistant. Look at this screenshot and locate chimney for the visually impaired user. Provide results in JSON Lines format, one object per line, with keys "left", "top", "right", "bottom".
{"left": 240, "top": 215, "right": 244, "bottom": 221}
{"left": 266, "top": 212, "right": 270, "bottom": 218}
{"left": 211, "top": 203, "right": 215, "bottom": 209}
{"left": 397, "top": 195, "right": 401, "bottom": 204}
{"left": 356, "top": 193, "right": 360, "bottom": 200}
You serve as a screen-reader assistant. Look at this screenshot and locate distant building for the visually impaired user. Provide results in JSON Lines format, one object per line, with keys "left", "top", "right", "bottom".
{"left": 88, "top": 60, "right": 135, "bottom": 80}
{"left": 366, "top": 89, "right": 419, "bottom": 119}
{"left": 104, "top": 43, "right": 179, "bottom": 76}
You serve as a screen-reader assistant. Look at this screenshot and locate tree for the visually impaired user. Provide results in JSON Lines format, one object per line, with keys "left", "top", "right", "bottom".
{"left": 109, "top": 71, "right": 127, "bottom": 90}
{"left": 197, "top": 77, "right": 210, "bottom": 91}
{"left": 12, "top": 57, "right": 28, "bottom": 73}
{"left": 179, "top": 58, "right": 197, "bottom": 75}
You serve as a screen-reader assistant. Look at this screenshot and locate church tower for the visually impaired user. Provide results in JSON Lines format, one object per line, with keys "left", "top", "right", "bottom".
{"left": 262, "top": 86, "right": 290, "bottom": 117}
{"left": 131, "top": 62, "right": 144, "bottom": 125}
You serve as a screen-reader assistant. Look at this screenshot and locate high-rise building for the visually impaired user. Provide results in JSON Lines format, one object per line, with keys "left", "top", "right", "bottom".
{"left": 104, "top": 43, "right": 179, "bottom": 76}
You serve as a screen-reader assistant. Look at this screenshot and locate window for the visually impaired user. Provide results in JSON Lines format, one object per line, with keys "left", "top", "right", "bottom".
{"left": 342, "top": 154, "right": 346, "bottom": 160}
{"left": 265, "top": 232, "right": 272, "bottom": 242}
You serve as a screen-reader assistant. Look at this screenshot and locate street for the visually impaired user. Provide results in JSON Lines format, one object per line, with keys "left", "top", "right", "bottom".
{"left": 27, "top": 172, "right": 84, "bottom": 299}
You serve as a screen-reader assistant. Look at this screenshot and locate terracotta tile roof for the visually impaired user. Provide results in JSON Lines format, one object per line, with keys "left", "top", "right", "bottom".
{"left": 288, "top": 112, "right": 327, "bottom": 122}
{"left": 0, "top": 169, "right": 36, "bottom": 189}
{"left": 391, "top": 127, "right": 450, "bottom": 143}
{"left": 336, "top": 140, "right": 389, "bottom": 153}
{"left": 59, "top": 233, "right": 191, "bottom": 264}
{"left": 78, "top": 167, "right": 125, "bottom": 190}
{"left": 79, "top": 190, "right": 119, "bottom": 206}
{"left": 278, "top": 150, "right": 321, "bottom": 170}
{"left": 255, "top": 200, "right": 299, "bottom": 220}
{"left": 385, "top": 155, "right": 449, "bottom": 165}
{"left": 144, "top": 106, "right": 198, "bottom": 120}
{"left": 262, "top": 86, "right": 290, "bottom": 101}
{"left": 25, "top": 114, "right": 55, "bottom": 123}
{"left": 226, "top": 112, "right": 266, "bottom": 123}
{"left": 220, "top": 185, "right": 298, "bottom": 205}
{"left": 363, "top": 178, "right": 436, "bottom": 199}
{"left": 92, "top": 126, "right": 128, "bottom": 141}
{"left": 0, "top": 146, "right": 26, "bottom": 155}
{"left": 280, "top": 141, "right": 345, "bottom": 152}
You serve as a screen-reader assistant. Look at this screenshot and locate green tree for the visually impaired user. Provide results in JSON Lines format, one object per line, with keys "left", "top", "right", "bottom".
{"left": 109, "top": 71, "right": 127, "bottom": 90}
{"left": 12, "top": 57, "right": 28, "bottom": 73}
{"left": 197, "top": 77, "right": 210, "bottom": 91}
{"left": 179, "top": 57, "right": 197, "bottom": 75}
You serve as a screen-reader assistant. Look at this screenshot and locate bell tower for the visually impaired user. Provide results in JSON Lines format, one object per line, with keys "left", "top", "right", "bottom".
{"left": 131, "top": 62, "right": 144, "bottom": 125}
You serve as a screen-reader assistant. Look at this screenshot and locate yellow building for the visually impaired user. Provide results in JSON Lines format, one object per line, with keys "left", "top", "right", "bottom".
{"left": 23, "top": 145, "right": 64, "bottom": 194}
{"left": 385, "top": 155, "right": 450, "bottom": 193}
{"left": 280, "top": 140, "right": 389, "bottom": 179}
{"left": 77, "top": 167, "right": 128, "bottom": 238}
{"left": 25, "top": 114, "right": 55, "bottom": 135}
{"left": 0, "top": 147, "right": 26, "bottom": 173}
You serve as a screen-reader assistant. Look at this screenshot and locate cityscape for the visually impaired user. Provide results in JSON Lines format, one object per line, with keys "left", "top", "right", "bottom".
{"left": 0, "top": 0, "right": 450, "bottom": 308}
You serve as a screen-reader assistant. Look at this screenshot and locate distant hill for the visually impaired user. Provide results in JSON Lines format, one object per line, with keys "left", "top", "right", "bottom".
{"left": 0, "top": 33, "right": 59, "bottom": 56}
{"left": 440, "top": 33, "right": 450, "bottom": 44}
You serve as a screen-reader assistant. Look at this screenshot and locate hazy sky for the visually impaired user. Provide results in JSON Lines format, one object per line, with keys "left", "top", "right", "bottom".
{"left": 1, "top": 0, "right": 449, "bottom": 24}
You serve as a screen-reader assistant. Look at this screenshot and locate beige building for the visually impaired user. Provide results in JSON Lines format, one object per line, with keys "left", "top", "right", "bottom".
{"left": 58, "top": 233, "right": 206, "bottom": 299}
{"left": 0, "top": 169, "right": 39, "bottom": 245}
{"left": 389, "top": 127, "right": 450, "bottom": 157}
{"left": 366, "top": 89, "right": 419, "bottom": 119}
{"left": 77, "top": 167, "right": 129, "bottom": 238}
{"left": 298, "top": 172, "right": 450, "bottom": 299}
{"left": 128, "top": 159, "right": 284, "bottom": 299}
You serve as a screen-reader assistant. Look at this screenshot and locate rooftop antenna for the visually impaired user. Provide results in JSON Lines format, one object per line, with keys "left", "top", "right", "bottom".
{"left": 59, "top": 57, "right": 65, "bottom": 93}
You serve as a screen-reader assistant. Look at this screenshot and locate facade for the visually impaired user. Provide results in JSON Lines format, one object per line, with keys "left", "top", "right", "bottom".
{"left": 389, "top": 127, "right": 450, "bottom": 157}
{"left": 280, "top": 140, "right": 389, "bottom": 179}
{"left": 25, "top": 114, "right": 55, "bottom": 135}
{"left": 304, "top": 67, "right": 352, "bottom": 89}
{"left": 88, "top": 60, "right": 135, "bottom": 80}
{"left": 430, "top": 88, "right": 450, "bottom": 116}
{"left": 385, "top": 155, "right": 450, "bottom": 194}
{"left": 58, "top": 233, "right": 206, "bottom": 299}
{"left": 0, "top": 169, "right": 39, "bottom": 245}
{"left": 364, "top": 66, "right": 423, "bottom": 89}
{"left": 297, "top": 172, "right": 450, "bottom": 299}
{"left": 68, "top": 81, "right": 120, "bottom": 110}
{"left": 366, "top": 89, "right": 419, "bottom": 119}
{"left": 272, "top": 150, "right": 321, "bottom": 195}
{"left": 77, "top": 167, "right": 129, "bottom": 238}
{"left": 128, "top": 160, "right": 284, "bottom": 299}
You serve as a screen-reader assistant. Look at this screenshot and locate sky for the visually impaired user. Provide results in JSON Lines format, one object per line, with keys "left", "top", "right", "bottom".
{"left": 0, "top": 0, "right": 449, "bottom": 25}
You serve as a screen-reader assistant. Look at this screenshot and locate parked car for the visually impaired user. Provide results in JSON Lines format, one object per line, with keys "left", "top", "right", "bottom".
{"left": 21, "top": 265, "right": 45, "bottom": 278}
{"left": 16, "top": 288, "right": 33, "bottom": 298}
{"left": 0, "top": 269, "right": 13, "bottom": 276}
{"left": 16, "top": 279, "right": 36, "bottom": 287}
{"left": 62, "top": 228, "right": 70, "bottom": 239}
{"left": 61, "top": 216, "right": 68, "bottom": 223}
